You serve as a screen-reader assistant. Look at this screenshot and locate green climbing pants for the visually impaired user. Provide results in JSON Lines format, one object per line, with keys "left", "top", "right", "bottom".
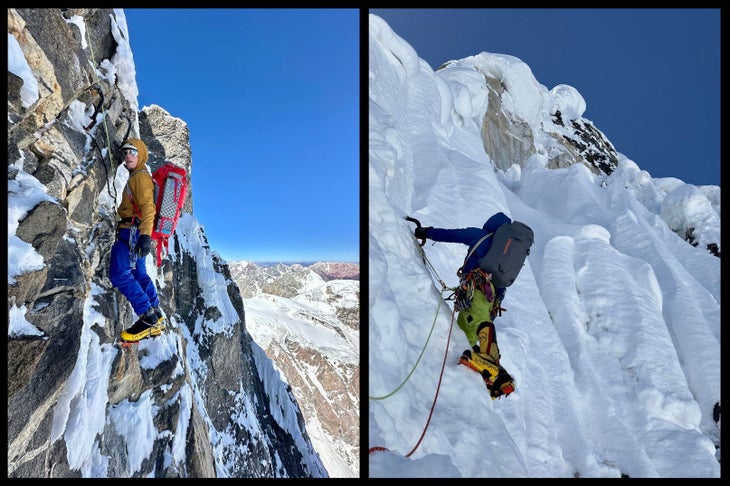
{"left": 456, "top": 283, "right": 496, "bottom": 348}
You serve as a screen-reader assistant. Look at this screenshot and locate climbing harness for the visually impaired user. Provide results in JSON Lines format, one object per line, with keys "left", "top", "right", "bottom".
{"left": 453, "top": 268, "right": 493, "bottom": 312}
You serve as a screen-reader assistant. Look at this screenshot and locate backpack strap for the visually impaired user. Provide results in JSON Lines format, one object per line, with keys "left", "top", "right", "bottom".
{"left": 126, "top": 171, "right": 163, "bottom": 265}
{"left": 124, "top": 170, "right": 144, "bottom": 221}
{"left": 124, "top": 183, "right": 141, "bottom": 220}
{"left": 155, "top": 238, "right": 164, "bottom": 267}
{"left": 457, "top": 232, "right": 493, "bottom": 277}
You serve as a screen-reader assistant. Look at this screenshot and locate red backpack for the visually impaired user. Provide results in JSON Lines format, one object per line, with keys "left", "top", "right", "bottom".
{"left": 151, "top": 162, "right": 188, "bottom": 266}
{"left": 126, "top": 162, "right": 188, "bottom": 267}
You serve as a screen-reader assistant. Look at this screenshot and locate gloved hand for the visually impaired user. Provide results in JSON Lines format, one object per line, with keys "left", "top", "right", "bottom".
{"left": 135, "top": 234, "right": 152, "bottom": 258}
{"left": 414, "top": 226, "right": 432, "bottom": 240}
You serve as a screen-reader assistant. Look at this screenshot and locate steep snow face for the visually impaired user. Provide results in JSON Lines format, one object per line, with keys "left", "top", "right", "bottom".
{"left": 368, "top": 13, "right": 719, "bottom": 478}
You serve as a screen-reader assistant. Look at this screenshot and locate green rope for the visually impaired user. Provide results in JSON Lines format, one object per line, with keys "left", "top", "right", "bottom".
{"left": 369, "top": 292, "right": 450, "bottom": 401}
{"left": 413, "top": 234, "right": 446, "bottom": 289}
{"left": 369, "top": 227, "right": 460, "bottom": 401}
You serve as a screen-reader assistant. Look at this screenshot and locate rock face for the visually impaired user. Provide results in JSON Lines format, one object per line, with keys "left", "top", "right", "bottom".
{"left": 438, "top": 54, "right": 619, "bottom": 177}
{"left": 228, "top": 261, "right": 360, "bottom": 477}
{"left": 8, "top": 8, "right": 326, "bottom": 478}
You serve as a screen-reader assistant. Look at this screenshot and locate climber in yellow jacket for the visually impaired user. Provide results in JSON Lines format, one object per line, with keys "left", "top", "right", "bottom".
{"left": 109, "top": 138, "right": 165, "bottom": 342}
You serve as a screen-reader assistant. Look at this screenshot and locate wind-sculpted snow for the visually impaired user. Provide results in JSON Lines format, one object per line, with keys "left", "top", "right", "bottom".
{"left": 368, "top": 13, "right": 719, "bottom": 478}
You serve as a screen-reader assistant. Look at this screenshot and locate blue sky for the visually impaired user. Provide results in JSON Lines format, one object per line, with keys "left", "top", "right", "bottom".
{"left": 124, "top": 8, "right": 359, "bottom": 263}
{"left": 370, "top": 8, "right": 720, "bottom": 187}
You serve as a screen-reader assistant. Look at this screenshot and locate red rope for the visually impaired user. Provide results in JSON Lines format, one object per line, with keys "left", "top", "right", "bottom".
{"left": 369, "top": 307, "right": 457, "bottom": 458}
{"left": 368, "top": 446, "right": 389, "bottom": 455}
{"left": 405, "top": 307, "right": 455, "bottom": 457}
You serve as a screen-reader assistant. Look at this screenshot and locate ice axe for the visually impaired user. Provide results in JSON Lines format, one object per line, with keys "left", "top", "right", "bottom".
{"left": 405, "top": 216, "right": 426, "bottom": 247}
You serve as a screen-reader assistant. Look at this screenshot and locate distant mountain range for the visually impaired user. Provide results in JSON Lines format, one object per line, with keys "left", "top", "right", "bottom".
{"left": 230, "top": 261, "right": 359, "bottom": 299}
{"left": 228, "top": 260, "right": 360, "bottom": 477}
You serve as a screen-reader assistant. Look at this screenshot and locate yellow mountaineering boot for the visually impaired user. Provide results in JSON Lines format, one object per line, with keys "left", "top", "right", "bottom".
{"left": 473, "top": 321, "right": 515, "bottom": 398}
{"left": 459, "top": 349, "right": 515, "bottom": 399}
{"left": 486, "top": 367, "right": 515, "bottom": 400}
{"left": 150, "top": 307, "right": 165, "bottom": 336}
{"left": 458, "top": 321, "right": 501, "bottom": 379}
{"left": 120, "top": 307, "right": 166, "bottom": 342}
{"left": 458, "top": 349, "right": 500, "bottom": 381}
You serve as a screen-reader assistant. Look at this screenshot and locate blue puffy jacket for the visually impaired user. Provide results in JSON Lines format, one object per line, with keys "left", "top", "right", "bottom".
{"left": 424, "top": 212, "right": 512, "bottom": 299}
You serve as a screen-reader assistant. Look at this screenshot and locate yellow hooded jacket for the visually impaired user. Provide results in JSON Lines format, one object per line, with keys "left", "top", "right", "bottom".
{"left": 117, "top": 138, "right": 155, "bottom": 236}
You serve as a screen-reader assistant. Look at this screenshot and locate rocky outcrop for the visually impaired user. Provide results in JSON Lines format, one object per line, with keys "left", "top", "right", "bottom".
{"left": 439, "top": 54, "right": 619, "bottom": 177}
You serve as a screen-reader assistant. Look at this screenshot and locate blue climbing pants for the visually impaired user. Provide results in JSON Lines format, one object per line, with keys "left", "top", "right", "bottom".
{"left": 109, "top": 227, "right": 159, "bottom": 316}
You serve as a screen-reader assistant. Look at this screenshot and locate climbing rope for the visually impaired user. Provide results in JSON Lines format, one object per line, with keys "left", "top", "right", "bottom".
{"left": 369, "top": 290, "right": 449, "bottom": 401}
{"left": 369, "top": 304, "right": 457, "bottom": 458}
{"left": 369, "top": 218, "right": 457, "bottom": 399}
{"left": 403, "top": 304, "right": 456, "bottom": 457}
{"left": 83, "top": 20, "right": 115, "bottom": 165}
{"left": 406, "top": 216, "right": 453, "bottom": 294}
{"left": 81, "top": 15, "right": 126, "bottom": 203}
{"left": 368, "top": 446, "right": 388, "bottom": 454}
{"left": 369, "top": 217, "right": 460, "bottom": 458}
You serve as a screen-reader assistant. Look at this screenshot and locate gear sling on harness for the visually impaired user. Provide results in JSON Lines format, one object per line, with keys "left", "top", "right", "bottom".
{"left": 454, "top": 232, "right": 494, "bottom": 313}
